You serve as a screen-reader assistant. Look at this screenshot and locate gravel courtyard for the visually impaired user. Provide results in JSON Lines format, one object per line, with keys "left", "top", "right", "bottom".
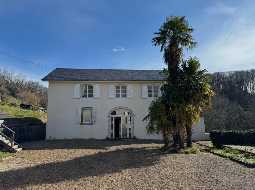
{"left": 0, "top": 140, "right": 254, "bottom": 190}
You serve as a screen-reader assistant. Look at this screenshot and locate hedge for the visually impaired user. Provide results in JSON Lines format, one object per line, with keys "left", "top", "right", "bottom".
{"left": 2, "top": 117, "right": 46, "bottom": 143}
{"left": 210, "top": 130, "right": 255, "bottom": 147}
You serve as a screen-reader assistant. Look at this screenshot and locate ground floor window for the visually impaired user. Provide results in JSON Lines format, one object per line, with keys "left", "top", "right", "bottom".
{"left": 81, "top": 107, "right": 93, "bottom": 125}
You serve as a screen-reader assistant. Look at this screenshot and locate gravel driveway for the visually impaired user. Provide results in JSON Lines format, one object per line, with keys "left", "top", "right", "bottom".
{"left": 0, "top": 140, "right": 254, "bottom": 190}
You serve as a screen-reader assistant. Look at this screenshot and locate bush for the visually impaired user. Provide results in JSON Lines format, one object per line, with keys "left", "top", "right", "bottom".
{"left": 183, "top": 144, "right": 200, "bottom": 154}
{"left": 210, "top": 130, "right": 255, "bottom": 147}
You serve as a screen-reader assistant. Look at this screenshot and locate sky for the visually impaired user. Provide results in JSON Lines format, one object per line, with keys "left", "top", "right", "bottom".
{"left": 0, "top": 0, "right": 254, "bottom": 85}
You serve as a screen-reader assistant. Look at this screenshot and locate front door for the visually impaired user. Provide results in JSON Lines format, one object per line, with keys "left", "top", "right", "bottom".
{"left": 114, "top": 117, "right": 121, "bottom": 139}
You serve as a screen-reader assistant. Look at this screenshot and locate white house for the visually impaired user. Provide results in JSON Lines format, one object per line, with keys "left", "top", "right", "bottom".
{"left": 42, "top": 68, "right": 207, "bottom": 140}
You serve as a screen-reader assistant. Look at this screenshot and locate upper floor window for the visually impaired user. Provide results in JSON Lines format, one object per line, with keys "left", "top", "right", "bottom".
{"left": 82, "top": 84, "right": 93, "bottom": 98}
{"left": 148, "top": 85, "right": 159, "bottom": 97}
{"left": 116, "top": 85, "right": 127, "bottom": 98}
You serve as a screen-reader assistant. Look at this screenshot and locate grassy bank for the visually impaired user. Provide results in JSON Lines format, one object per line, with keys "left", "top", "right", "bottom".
{"left": 0, "top": 104, "right": 47, "bottom": 122}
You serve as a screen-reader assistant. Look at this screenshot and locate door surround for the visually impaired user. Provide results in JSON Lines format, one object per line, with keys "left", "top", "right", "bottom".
{"left": 108, "top": 106, "right": 134, "bottom": 139}
{"left": 112, "top": 116, "right": 121, "bottom": 139}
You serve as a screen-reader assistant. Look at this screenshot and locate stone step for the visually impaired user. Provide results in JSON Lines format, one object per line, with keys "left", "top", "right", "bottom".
{"left": 0, "top": 130, "right": 22, "bottom": 153}
{"left": 15, "top": 147, "right": 22, "bottom": 152}
{"left": 1, "top": 139, "right": 10, "bottom": 145}
{"left": 0, "top": 135, "right": 6, "bottom": 141}
{"left": 4, "top": 140, "right": 11, "bottom": 146}
{"left": 0, "top": 135, "right": 22, "bottom": 152}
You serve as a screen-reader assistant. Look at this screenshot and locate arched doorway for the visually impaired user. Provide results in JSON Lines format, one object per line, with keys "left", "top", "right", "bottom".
{"left": 108, "top": 107, "right": 135, "bottom": 139}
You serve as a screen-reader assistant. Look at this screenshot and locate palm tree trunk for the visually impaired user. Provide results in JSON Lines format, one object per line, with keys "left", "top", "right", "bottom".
{"left": 162, "top": 128, "right": 170, "bottom": 149}
{"left": 176, "top": 110, "right": 185, "bottom": 149}
{"left": 179, "top": 127, "right": 185, "bottom": 149}
{"left": 186, "top": 124, "right": 192, "bottom": 147}
{"left": 173, "top": 132, "right": 179, "bottom": 147}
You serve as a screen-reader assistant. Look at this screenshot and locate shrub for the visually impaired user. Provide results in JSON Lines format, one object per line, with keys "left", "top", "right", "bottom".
{"left": 210, "top": 130, "right": 255, "bottom": 147}
{"left": 183, "top": 144, "right": 200, "bottom": 154}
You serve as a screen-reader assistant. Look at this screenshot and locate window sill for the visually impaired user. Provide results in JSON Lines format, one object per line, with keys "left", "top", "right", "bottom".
{"left": 80, "top": 123, "right": 94, "bottom": 125}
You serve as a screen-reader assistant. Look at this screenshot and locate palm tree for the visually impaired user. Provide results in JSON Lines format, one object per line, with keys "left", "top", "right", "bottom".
{"left": 151, "top": 16, "right": 214, "bottom": 149}
{"left": 180, "top": 58, "right": 214, "bottom": 147}
{"left": 152, "top": 16, "right": 196, "bottom": 78}
{"left": 152, "top": 16, "right": 196, "bottom": 148}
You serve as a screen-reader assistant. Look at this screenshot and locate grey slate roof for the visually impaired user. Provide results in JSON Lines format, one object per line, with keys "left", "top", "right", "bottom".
{"left": 42, "top": 68, "right": 165, "bottom": 81}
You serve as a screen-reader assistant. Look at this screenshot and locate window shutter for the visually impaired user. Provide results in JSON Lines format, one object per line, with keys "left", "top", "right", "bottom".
{"left": 127, "top": 85, "right": 133, "bottom": 98}
{"left": 92, "top": 109, "right": 96, "bottom": 124}
{"left": 159, "top": 85, "right": 162, "bottom": 97}
{"left": 108, "top": 85, "right": 115, "bottom": 98}
{"left": 93, "top": 84, "right": 100, "bottom": 98}
{"left": 76, "top": 107, "right": 81, "bottom": 124}
{"left": 73, "top": 84, "right": 81, "bottom": 98}
{"left": 141, "top": 85, "right": 147, "bottom": 98}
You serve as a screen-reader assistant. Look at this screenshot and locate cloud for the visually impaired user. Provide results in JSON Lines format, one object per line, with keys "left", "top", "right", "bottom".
{"left": 112, "top": 47, "right": 126, "bottom": 52}
{"left": 205, "top": 2, "right": 237, "bottom": 16}
{"left": 197, "top": 14, "right": 255, "bottom": 72}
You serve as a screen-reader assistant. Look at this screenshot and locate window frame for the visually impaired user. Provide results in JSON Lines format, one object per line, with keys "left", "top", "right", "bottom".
{"left": 153, "top": 85, "right": 159, "bottom": 97}
{"left": 147, "top": 85, "right": 153, "bottom": 97}
{"left": 81, "top": 84, "right": 94, "bottom": 98}
{"left": 115, "top": 85, "right": 127, "bottom": 98}
{"left": 80, "top": 107, "right": 93, "bottom": 125}
{"left": 147, "top": 85, "right": 159, "bottom": 98}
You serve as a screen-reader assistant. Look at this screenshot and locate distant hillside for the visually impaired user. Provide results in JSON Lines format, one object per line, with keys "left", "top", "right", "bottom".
{"left": 204, "top": 69, "right": 255, "bottom": 131}
{"left": 0, "top": 69, "right": 47, "bottom": 108}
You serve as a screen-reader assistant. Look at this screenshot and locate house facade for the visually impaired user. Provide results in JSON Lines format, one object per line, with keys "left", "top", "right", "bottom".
{"left": 42, "top": 68, "right": 207, "bottom": 140}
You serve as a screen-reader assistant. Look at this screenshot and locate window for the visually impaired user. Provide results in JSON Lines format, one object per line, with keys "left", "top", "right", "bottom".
{"left": 82, "top": 84, "right": 93, "bottom": 98}
{"left": 116, "top": 86, "right": 120, "bottom": 98}
{"left": 81, "top": 107, "right": 93, "bottom": 124}
{"left": 153, "top": 86, "right": 159, "bottom": 97}
{"left": 148, "top": 85, "right": 153, "bottom": 97}
{"left": 115, "top": 85, "right": 127, "bottom": 98}
{"left": 148, "top": 85, "right": 159, "bottom": 97}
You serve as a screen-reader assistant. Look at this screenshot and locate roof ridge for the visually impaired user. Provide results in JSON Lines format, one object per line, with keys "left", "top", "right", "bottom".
{"left": 42, "top": 68, "right": 165, "bottom": 81}
{"left": 55, "top": 68, "right": 162, "bottom": 71}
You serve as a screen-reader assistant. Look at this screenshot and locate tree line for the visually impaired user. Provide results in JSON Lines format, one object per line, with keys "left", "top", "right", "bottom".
{"left": 0, "top": 69, "right": 47, "bottom": 108}
{"left": 204, "top": 70, "right": 255, "bottom": 131}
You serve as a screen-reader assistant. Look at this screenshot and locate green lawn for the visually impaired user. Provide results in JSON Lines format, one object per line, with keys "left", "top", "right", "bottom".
{"left": 199, "top": 142, "right": 255, "bottom": 166}
{"left": 0, "top": 104, "right": 47, "bottom": 122}
{"left": 0, "top": 151, "right": 12, "bottom": 160}
{"left": 211, "top": 147, "right": 255, "bottom": 165}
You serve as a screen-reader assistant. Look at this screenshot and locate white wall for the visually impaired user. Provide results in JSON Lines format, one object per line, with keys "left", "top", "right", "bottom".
{"left": 47, "top": 81, "right": 206, "bottom": 140}
{"left": 192, "top": 117, "right": 209, "bottom": 141}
